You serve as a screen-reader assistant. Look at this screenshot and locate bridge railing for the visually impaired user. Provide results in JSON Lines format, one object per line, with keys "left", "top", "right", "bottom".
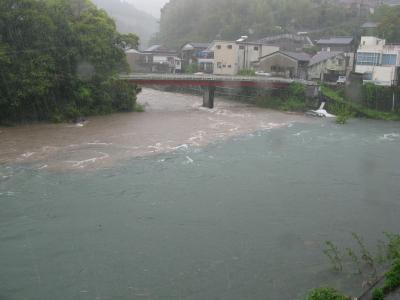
{"left": 119, "top": 73, "right": 316, "bottom": 86}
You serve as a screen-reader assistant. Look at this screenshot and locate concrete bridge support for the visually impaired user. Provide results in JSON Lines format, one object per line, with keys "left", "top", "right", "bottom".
{"left": 202, "top": 87, "right": 216, "bottom": 108}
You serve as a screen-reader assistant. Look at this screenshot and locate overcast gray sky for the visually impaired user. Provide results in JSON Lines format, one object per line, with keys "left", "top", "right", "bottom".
{"left": 126, "top": 0, "right": 169, "bottom": 18}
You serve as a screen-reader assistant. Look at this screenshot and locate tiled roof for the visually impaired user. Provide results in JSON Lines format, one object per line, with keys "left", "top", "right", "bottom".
{"left": 316, "top": 37, "right": 354, "bottom": 45}
{"left": 281, "top": 51, "right": 311, "bottom": 61}
{"left": 309, "top": 51, "right": 343, "bottom": 66}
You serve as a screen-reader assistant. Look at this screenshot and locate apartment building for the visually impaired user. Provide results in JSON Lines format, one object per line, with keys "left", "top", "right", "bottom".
{"left": 210, "top": 40, "right": 278, "bottom": 75}
{"left": 355, "top": 36, "right": 400, "bottom": 86}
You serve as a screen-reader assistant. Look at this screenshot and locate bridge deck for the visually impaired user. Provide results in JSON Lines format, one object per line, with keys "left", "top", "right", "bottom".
{"left": 120, "top": 73, "right": 316, "bottom": 88}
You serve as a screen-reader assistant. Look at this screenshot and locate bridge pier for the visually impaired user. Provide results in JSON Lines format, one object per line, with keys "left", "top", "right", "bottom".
{"left": 202, "top": 87, "right": 215, "bottom": 108}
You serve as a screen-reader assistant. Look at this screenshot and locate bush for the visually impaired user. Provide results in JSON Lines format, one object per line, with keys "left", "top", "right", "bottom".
{"left": 238, "top": 69, "right": 256, "bottom": 76}
{"left": 372, "top": 288, "right": 385, "bottom": 300}
{"left": 184, "top": 63, "right": 198, "bottom": 74}
{"left": 306, "top": 287, "right": 349, "bottom": 300}
{"left": 383, "top": 259, "right": 400, "bottom": 293}
{"left": 281, "top": 97, "right": 308, "bottom": 111}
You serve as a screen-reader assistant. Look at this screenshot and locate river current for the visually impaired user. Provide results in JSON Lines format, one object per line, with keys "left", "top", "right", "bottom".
{"left": 1, "top": 89, "right": 400, "bottom": 299}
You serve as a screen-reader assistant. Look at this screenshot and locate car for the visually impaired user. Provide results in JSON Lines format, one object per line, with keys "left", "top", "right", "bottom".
{"left": 337, "top": 76, "right": 346, "bottom": 84}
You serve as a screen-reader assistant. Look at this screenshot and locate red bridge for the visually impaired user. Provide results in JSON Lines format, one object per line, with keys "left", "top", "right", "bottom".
{"left": 120, "top": 73, "right": 316, "bottom": 108}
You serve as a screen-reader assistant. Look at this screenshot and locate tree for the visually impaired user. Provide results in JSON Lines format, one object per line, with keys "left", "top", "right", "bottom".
{"left": 0, "top": 0, "right": 139, "bottom": 123}
{"left": 375, "top": 5, "right": 400, "bottom": 43}
{"left": 119, "top": 33, "right": 140, "bottom": 50}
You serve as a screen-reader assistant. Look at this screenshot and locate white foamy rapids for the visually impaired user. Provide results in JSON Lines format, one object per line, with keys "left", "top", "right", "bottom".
{"left": 184, "top": 156, "right": 194, "bottom": 164}
{"left": 259, "top": 122, "right": 288, "bottom": 130}
{"left": 188, "top": 131, "right": 206, "bottom": 146}
{"left": 380, "top": 133, "right": 400, "bottom": 141}
{"left": 66, "top": 152, "right": 110, "bottom": 168}
{"left": 21, "top": 152, "right": 35, "bottom": 158}
{"left": 170, "top": 144, "right": 189, "bottom": 151}
{"left": 0, "top": 191, "right": 15, "bottom": 197}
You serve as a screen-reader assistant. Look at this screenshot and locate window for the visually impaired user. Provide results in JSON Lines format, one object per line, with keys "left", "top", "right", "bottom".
{"left": 216, "top": 45, "right": 221, "bottom": 50}
{"left": 363, "top": 73, "right": 373, "bottom": 80}
{"left": 217, "top": 62, "right": 222, "bottom": 68}
{"left": 382, "top": 54, "right": 397, "bottom": 65}
{"left": 254, "top": 46, "right": 259, "bottom": 51}
{"left": 356, "top": 52, "right": 381, "bottom": 66}
{"left": 222, "top": 64, "right": 226, "bottom": 68}
{"left": 239, "top": 45, "right": 245, "bottom": 50}
{"left": 228, "top": 65, "right": 232, "bottom": 68}
{"left": 227, "top": 45, "right": 233, "bottom": 49}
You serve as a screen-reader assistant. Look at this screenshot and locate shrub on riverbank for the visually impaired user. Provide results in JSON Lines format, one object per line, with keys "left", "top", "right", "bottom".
{"left": 0, "top": 0, "right": 139, "bottom": 124}
{"left": 254, "top": 83, "right": 311, "bottom": 112}
{"left": 306, "top": 287, "right": 349, "bottom": 300}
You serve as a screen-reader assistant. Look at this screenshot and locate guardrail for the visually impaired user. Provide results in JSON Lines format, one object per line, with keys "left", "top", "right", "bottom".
{"left": 119, "top": 73, "right": 316, "bottom": 86}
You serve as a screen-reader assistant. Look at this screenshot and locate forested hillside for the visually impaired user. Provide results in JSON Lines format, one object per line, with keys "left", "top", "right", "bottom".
{"left": 156, "top": 0, "right": 370, "bottom": 48}
{"left": 0, "top": 0, "right": 139, "bottom": 124}
{"left": 92, "top": 0, "right": 159, "bottom": 46}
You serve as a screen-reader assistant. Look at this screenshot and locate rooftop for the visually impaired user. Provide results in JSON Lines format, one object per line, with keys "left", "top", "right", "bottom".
{"left": 316, "top": 37, "right": 354, "bottom": 45}
{"left": 309, "top": 51, "right": 343, "bottom": 66}
{"left": 281, "top": 51, "right": 311, "bottom": 62}
{"left": 144, "top": 45, "right": 177, "bottom": 54}
{"left": 260, "top": 50, "right": 311, "bottom": 62}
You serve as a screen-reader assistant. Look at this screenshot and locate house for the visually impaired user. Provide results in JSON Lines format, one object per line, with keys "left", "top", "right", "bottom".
{"left": 125, "top": 49, "right": 146, "bottom": 73}
{"left": 355, "top": 36, "right": 400, "bottom": 86}
{"left": 316, "top": 37, "right": 355, "bottom": 53}
{"left": 316, "top": 37, "right": 355, "bottom": 71}
{"left": 197, "top": 49, "right": 214, "bottom": 74}
{"left": 210, "top": 39, "right": 278, "bottom": 75}
{"left": 253, "top": 51, "right": 311, "bottom": 79}
{"left": 255, "top": 33, "right": 314, "bottom": 52}
{"left": 308, "top": 51, "right": 347, "bottom": 81}
{"left": 180, "top": 42, "right": 210, "bottom": 69}
{"left": 141, "top": 45, "right": 182, "bottom": 73}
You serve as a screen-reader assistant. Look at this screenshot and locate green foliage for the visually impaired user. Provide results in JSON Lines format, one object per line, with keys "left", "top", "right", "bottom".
{"left": 372, "top": 288, "right": 385, "bottom": 300}
{"left": 362, "top": 83, "right": 395, "bottom": 110}
{"left": 157, "top": 0, "right": 368, "bottom": 48}
{"left": 374, "top": 5, "right": 400, "bottom": 44}
{"left": 184, "top": 63, "right": 198, "bottom": 74}
{"left": 322, "top": 86, "right": 400, "bottom": 121}
{"left": 237, "top": 69, "right": 256, "bottom": 76}
{"left": 372, "top": 259, "right": 400, "bottom": 299}
{"left": 254, "top": 83, "right": 309, "bottom": 112}
{"left": 134, "top": 103, "right": 145, "bottom": 112}
{"left": 306, "top": 287, "right": 349, "bottom": 300}
{"left": 119, "top": 33, "right": 140, "bottom": 50}
{"left": 323, "top": 241, "right": 343, "bottom": 271}
{"left": 383, "top": 259, "right": 400, "bottom": 292}
{"left": 0, "top": 0, "right": 138, "bottom": 123}
{"left": 321, "top": 233, "right": 400, "bottom": 300}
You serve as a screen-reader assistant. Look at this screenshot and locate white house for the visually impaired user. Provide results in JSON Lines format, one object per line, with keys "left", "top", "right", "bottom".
{"left": 355, "top": 36, "right": 400, "bottom": 86}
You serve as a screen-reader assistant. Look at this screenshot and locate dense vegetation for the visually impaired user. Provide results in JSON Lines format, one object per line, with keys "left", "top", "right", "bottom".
{"left": 155, "top": 0, "right": 370, "bottom": 47}
{"left": 322, "top": 86, "right": 400, "bottom": 121}
{"left": 92, "top": 0, "right": 158, "bottom": 46}
{"left": 373, "top": 4, "right": 400, "bottom": 43}
{"left": 0, "top": 0, "right": 140, "bottom": 124}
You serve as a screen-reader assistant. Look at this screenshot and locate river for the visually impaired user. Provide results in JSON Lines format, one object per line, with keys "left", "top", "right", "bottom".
{"left": 1, "top": 88, "right": 400, "bottom": 300}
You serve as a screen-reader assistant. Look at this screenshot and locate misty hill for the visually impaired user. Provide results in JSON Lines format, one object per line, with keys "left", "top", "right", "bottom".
{"left": 92, "top": 0, "right": 158, "bottom": 47}
{"left": 157, "top": 0, "right": 374, "bottom": 48}
{"left": 125, "top": 0, "right": 167, "bottom": 17}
